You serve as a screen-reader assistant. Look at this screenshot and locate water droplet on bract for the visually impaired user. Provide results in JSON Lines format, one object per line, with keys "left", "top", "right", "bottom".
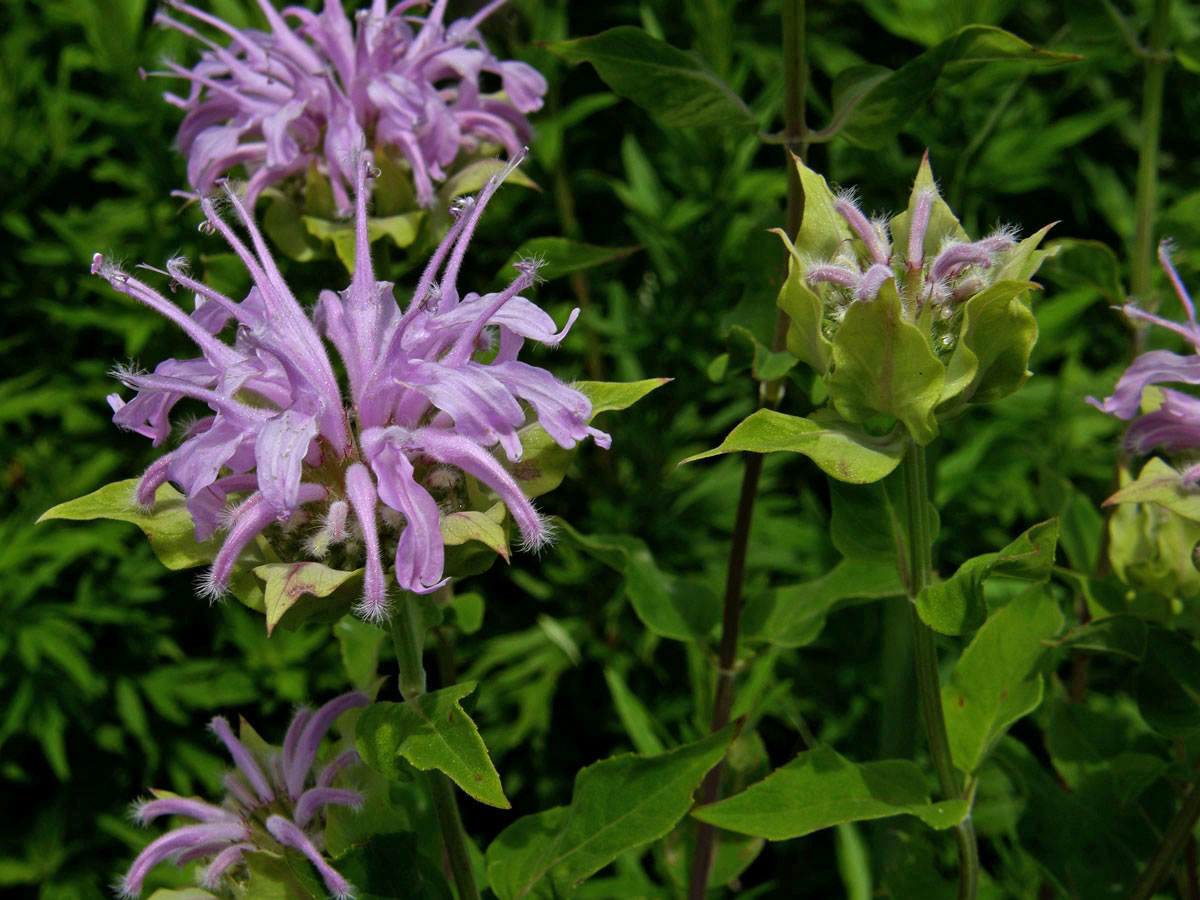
{"left": 940, "top": 305, "right": 954, "bottom": 320}
{"left": 941, "top": 334, "right": 955, "bottom": 347}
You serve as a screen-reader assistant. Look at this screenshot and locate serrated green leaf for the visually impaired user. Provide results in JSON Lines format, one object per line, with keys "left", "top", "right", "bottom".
{"left": 335, "top": 616, "right": 387, "bottom": 691}
{"left": 603, "top": 667, "right": 667, "bottom": 756}
{"left": 917, "top": 519, "right": 1059, "bottom": 635}
{"left": 1050, "top": 615, "right": 1147, "bottom": 662}
{"left": 741, "top": 560, "right": 903, "bottom": 647}
{"left": 507, "top": 379, "right": 669, "bottom": 499}
{"left": 39, "top": 479, "right": 219, "bottom": 569}
{"left": 546, "top": 27, "right": 755, "bottom": 129}
{"left": 1135, "top": 627, "right": 1200, "bottom": 737}
{"left": 560, "top": 522, "right": 720, "bottom": 643}
{"left": 680, "top": 408, "right": 908, "bottom": 484}
{"left": 691, "top": 745, "right": 969, "bottom": 839}
{"left": 942, "top": 586, "right": 1064, "bottom": 773}
{"left": 822, "top": 26, "right": 1078, "bottom": 148}
{"left": 331, "top": 834, "right": 453, "bottom": 900}
{"left": 485, "top": 727, "right": 733, "bottom": 900}
{"left": 827, "top": 281, "right": 944, "bottom": 445}
{"left": 356, "top": 681, "right": 509, "bottom": 809}
{"left": 254, "top": 562, "right": 362, "bottom": 635}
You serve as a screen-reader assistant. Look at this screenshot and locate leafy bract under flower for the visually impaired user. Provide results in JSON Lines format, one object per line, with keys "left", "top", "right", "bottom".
{"left": 776, "top": 153, "right": 1055, "bottom": 442}
{"left": 94, "top": 150, "right": 609, "bottom": 619}
{"left": 118, "top": 693, "right": 367, "bottom": 899}
{"left": 154, "top": 0, "right": 547, "bottom": 211}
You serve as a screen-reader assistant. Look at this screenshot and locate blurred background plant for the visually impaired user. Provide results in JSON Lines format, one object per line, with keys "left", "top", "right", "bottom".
{"left": 5, "top": 0, "right": 1200, "bottom": 897}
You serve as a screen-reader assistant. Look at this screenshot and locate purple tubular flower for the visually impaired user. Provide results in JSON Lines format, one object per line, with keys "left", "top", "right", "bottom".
{"left": 929, "top": 242, "right": 994, "bottom": 282}
{"left": 97, "top": 150, "right": 606, "bottom": 614}
{"left": 806, "top": 264, "right": 860, "bottom": 290}
{"left": 1091, "top": 240, "right": 1200, "bottom": 475}
{"left": 856, "top": 263, "right": 895, "bottom": 302}
{"left": 119, "top": 823, "right": 251, "bottom": 898}
{"left": 285, "top": 692, "right": 369, "bottom": 801}
{"left": 833, "top": 194, "right": 889, "bottom": 266}
{"left": 907, "top": 191, "right": 933, "bottom": 271}
{"left": 293, "top": 788, "right": 364, "bottom": 829}
{"left": 154, "top": 0, "right": 547, "bottom": 210}
{"left": 267, "top": 815, "right": 355, "bottom": 900}
{"left": 118, "top": 696, "right": 363, "bottom": 898}
{"left": 210, "top": 716, "right": 274, "bottom": 804}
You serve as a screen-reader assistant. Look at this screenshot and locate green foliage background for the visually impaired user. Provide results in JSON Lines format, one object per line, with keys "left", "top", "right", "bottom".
{"left": 3, "top": 0, "right": 1200, "bottom": 897}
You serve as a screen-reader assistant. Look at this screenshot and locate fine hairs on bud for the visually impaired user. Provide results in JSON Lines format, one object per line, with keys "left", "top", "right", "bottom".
{"left": 110, "top": 361, "right": 146, "bottom": 387}
{"left": 518, "top": 510, "right": 558, "bottom": 555}
{"left": 195, "top": 567, "right": 230, "bottom": 604}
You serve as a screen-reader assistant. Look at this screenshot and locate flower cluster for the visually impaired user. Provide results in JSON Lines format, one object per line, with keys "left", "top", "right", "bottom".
{"left": 93, "top": 150, "right": 608, "bottom": 620}
{"left": 153, "top": 0, "right": 547, "bottom": 211}
{"left": 119, "top": 693, "right": 367, "bottom": 898}
{"left": 803, "top": 188, "right": 1017, "bottom": 351}
{"left": 1090, "top": 241, "right": 1200, "bottom": 483}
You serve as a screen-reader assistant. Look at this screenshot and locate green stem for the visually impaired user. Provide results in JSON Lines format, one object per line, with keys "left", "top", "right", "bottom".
{"left": 389, "top": 593, "right": 428, "bottom": 702}
{"left": 687, "top": 3, "right": 806, "bottom": 898}
{"left": 1130, "top": 0, "right": 1171, "bottom": 307}
{"left": 388, "top": 590, "right": 480, "bottom": 900}
{"left": 430, "top": 770, "right": 482, "bottom": 900}
{"left": 1130, "top": 779, "right": 1200, "bottom": 900}
{"left": 902, "top": 444, "right": 978, "bottom": 900}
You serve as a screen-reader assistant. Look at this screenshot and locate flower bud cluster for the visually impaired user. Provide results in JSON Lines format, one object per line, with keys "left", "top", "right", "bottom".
{"left": 119, "top": 693, "right": 368, "bottom": 899}
{"left": 804, "top": 188, "right": 1018, "bottom": 355}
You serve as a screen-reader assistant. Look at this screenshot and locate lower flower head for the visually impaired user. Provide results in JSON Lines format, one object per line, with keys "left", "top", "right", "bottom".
{"left": 118, "top": 693, "right": 366, "bottom": 898}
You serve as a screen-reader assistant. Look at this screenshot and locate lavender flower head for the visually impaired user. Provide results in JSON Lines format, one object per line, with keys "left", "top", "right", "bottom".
{"left": 798, "top": 186, "right": 1019, "bottom": 353}
{"left": 118, "top": 692, "right": 367, "bottom": 899}
{"left": 153, "top": 0, "right": 547, "bottom": 211}
{"left": 1090, "top": 241, "right": 1200, "bottom": 484}
{"left": 93, "top": 149, "right": 609, "bottom": 621}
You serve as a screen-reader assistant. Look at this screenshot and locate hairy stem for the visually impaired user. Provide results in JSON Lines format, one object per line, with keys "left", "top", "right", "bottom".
{"left": 1130, "top": 779, "right": 1200, "bottom": 900}
{"left": 389, "top": 589, "right": 480, "bottom": 900}
{"left": 1130, "top": 0, "right": 1171, "bottom": 307}
{"left": 903, "top": 444, "right": 978, "bottom": 900}
{"left": 687, "top": 3, "right": 806, "bottom": 898}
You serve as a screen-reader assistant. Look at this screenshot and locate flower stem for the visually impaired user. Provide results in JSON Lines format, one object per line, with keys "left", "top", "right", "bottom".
{"left": 687, "top": 3, "right": 806, "bottom": 898}
{"left": 429, "top": 769, "right": 482, "bottom": 900}
{"left": 1130, "top": 0, "right": 1171, "bottom": 307}
{"left": 902, "top": 444, "right": 978, "bottom": 900}
{"left": 1130, "top": 779, "right": 1200, "bottom": 900}
{"left": 388, "top": 590, "right": 480, "bottom": 900}
{"left": 390, "top": 592, "right": 428, "bottom": 702}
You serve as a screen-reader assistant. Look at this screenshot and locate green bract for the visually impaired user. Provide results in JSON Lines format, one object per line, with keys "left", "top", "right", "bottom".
{"left": 783, "top": 154, "right": 1056, "bottom": 439}
{"left": 692, "top": 156, "right": 1056, "bottom": 484}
